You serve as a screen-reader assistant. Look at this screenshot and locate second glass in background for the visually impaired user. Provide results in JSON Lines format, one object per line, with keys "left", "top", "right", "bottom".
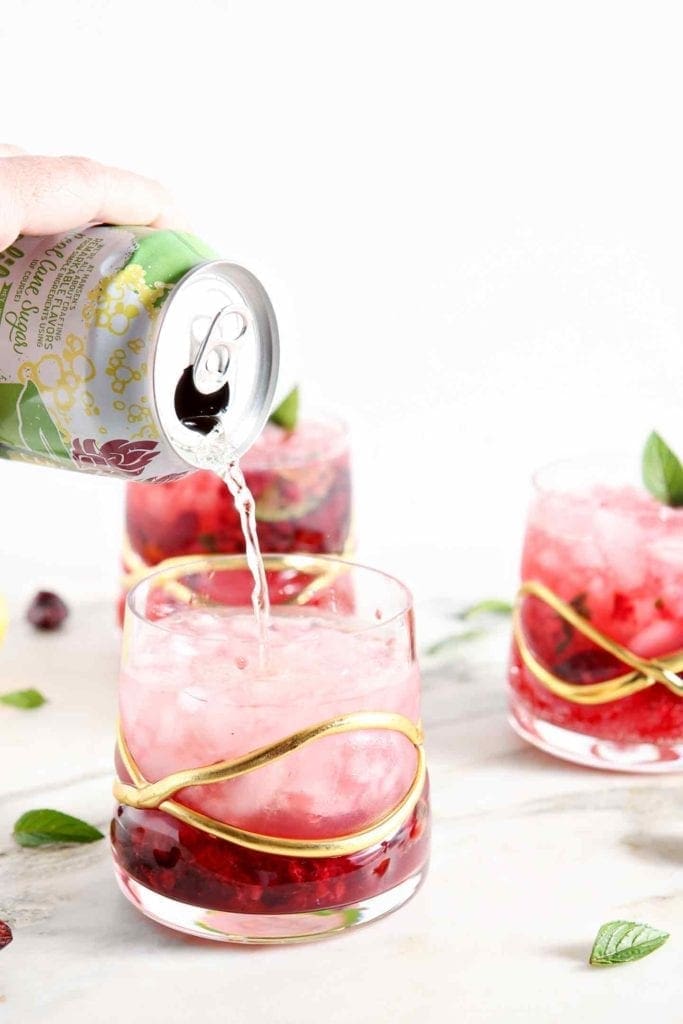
{"left": 121, "top": 412, "right": 352, "bottom": 615}
{"left": 509, "top": 455, "right": 683, "bottom": 771}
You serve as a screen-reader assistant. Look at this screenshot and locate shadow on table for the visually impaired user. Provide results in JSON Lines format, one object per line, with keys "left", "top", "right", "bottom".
{"left": 547, "top": 942, "right": 592, "bottom": 971}
{"left": 107, "top": 893, "right": 287, "bottom": 955}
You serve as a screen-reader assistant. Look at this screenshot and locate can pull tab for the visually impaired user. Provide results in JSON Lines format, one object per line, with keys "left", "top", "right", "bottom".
{"left": 192, "top": 305, "right": 250, "bottom": 395}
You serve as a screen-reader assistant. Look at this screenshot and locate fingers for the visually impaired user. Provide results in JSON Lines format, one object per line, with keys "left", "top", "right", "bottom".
{"left": 150, "top": 197, "right": 192, "bottom": 230}
{"left": 0, "top": 154, "right": 189, "bottom": 249}
{"left": 93, "top": 159, "right": 192, "bottom": 231}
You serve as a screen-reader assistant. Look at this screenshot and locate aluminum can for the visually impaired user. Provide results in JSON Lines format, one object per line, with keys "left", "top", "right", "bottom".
{"left": 0, "top": 226, "right": 279, "bottom": 480}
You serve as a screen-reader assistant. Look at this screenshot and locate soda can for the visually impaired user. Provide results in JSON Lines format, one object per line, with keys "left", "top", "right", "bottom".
{"left": 0, "top": 226, "right": 279, "bottom": 481}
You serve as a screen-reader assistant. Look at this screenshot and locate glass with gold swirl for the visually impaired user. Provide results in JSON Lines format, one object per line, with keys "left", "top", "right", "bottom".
{"left": 111, "top": 554, "right": 430, "bottom": 942}
{"left": 509, "top": 456, "right": 683, "bottom": 771}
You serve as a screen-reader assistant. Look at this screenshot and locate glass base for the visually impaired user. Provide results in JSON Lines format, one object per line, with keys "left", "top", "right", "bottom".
{"left": 510, "top": 699, "right": 683, "bottom": 773}
{"left": 114, "top": 862, "right": 426, "bottom": 944}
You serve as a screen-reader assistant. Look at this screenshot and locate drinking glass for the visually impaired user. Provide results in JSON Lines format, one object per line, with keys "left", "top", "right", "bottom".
{"left": 120, "top": 415, "right": 352, "bottom": 620}
{"left": 509, "top": 456, "right": 683, "bottom": 771}
{"left": 112, "top": 554, "right": 430, "bottom": 942}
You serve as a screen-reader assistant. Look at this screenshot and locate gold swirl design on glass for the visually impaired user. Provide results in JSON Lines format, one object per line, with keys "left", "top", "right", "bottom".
{"left": 120, "top": 536, "right": 356, "bottom": 605}
{"left": 114, "top": 712, "right": 425, "bottom": 858}
{"left": 514, "top": 580, "right": 683, "bottom": 705}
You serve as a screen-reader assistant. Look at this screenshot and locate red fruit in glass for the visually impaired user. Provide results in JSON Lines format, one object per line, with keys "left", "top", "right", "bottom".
{"left": 111, "top": 785, "right": 430, "bottom": 919}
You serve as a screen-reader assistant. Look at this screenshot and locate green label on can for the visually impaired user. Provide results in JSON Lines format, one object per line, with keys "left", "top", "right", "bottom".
{"left": 0, "top": 227, "right": 215, "bottom": 478}
{"left": 0, "top": 283, "right": 10, "bottom": 321}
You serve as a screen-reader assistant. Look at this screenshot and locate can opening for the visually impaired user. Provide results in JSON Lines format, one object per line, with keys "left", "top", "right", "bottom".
{"left": 174, "top": 364, "right": 230, "bottom": 435}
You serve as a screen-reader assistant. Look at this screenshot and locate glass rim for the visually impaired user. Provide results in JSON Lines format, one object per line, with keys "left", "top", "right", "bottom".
{"left": 531, "top": 451, "right": 640, "bottom": 493}
{"left": 125, "top": 552, "right": 413, "bottom": 639}
{"left": 241, "top": 411, "right": 350, "bottom": 471}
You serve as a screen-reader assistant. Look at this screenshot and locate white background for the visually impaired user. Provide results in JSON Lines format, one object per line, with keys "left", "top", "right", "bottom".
{"left": 2, "top": 0, "right": 683, "bottom": 608}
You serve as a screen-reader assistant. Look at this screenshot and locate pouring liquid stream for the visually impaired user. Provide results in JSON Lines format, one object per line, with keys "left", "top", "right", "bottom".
{"left": 220, "top": 457, "right": 271, "bottom": 652}
{"left": 176, "top": 416, "right": 271, "bottom": 662}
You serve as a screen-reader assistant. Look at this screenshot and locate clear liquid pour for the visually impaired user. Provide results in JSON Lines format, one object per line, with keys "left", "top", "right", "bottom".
{"left": 174, "top": 420, "right": 270, "bottom": 659}
{"left": 220, "top": 458, "right": 270, "bottom": 650}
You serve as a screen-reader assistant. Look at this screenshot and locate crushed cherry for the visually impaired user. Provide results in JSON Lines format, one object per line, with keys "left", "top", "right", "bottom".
{"left": 112, "top": 783, "right": 430, "bottom": 915}
{"left": 125, "top": 458, "right": 352, "bottom": 568}
{"left": 554, "top": 648, "right": 624, "bottom": 685}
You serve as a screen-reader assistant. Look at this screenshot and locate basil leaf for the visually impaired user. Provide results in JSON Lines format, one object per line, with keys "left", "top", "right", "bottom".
{"left": 425, "top": 596, "right": 512, "bottom": 659}
{"left": 642, "top": 431, "right": 683, "bottom": 507}
{"left": 269, "top": 387, "right": 299, "bottom": 430}
{"left": 13, "top": 809, "right": 104, "bottom": 847}
{"left": 589, "top": 920, "right": 669, "bottom": 965}
{"left": 426, "top": 630, "right": 483, "bottom": 657}
{"left": 460, "top": 598, "right": 513, "bottom": 620}
{"left": 0, "top": 688, "right": 46, "bottom": 709}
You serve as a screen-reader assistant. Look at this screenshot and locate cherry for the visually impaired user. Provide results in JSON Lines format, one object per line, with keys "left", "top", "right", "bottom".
{"left": 554, "top": 648, "right": 623, "bottom": 684}
{"left": 26, "top": 591, "right": 68, "bottom": 631}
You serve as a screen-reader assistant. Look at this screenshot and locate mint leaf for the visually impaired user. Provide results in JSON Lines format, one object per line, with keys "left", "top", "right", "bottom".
{"left": 0, "top": 688, "right": 46, "bottom": 709}
{"left": 13, "top": 809, "right": 104, "bottom": 847}
{"left": 426, "top": 630, "right": 483, "bottom": 657}
{"left": 425, "top": 596, "right": 512, "bottom": 659}
{"left": 460, "top": 598, "right": 513, "bottom": 620}
{"left": 589, "top": 920, "right": 669, "bottom": 965}
{"left": 642, "top": 432, "right": 683, "bottom": 507}
{"left": 269, "top": 387, "right": 299, "bottom": 430}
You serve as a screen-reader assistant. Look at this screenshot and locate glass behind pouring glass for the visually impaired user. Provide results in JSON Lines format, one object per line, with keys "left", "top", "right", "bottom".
{"left": 509, "top": 456, "right": 683, "bottom": 771}
{"left": 112, "top": 554, "right": 430, "bottom": 943}
{"left": 120, "top": 415, "right": 352, "bottom": 622}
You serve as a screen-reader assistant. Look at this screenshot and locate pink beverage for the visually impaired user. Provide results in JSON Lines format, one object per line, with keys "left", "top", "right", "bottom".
{"left": 112, "top": 556, "right": 430, "bottom": 942}
{"left": 121, "top": 416, "right": 352, "bottom": 620}
{"left": 509, "top": 458, "right": 683, "bottom": 770}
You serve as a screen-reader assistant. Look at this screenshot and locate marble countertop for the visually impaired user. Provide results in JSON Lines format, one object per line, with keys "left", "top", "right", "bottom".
{"left": 2, "top": 596, "right": 683, "bottom": 1023}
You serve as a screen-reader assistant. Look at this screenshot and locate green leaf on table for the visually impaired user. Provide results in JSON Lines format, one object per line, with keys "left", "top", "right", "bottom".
{"left": 589, "top": 920, "right": 669, "bottom": 966}
{"left": 425, "top": 596, "right": 512, "bottom": 660}
{"left": 13, "top": 809, "right": 104, "bottom": 847}
{"left": 0, "top": 688, "right": 46, "bottom": 709}
{"left": 642, "top": 431, "right": 683, "bottom": 507}
{"left": 426, "top": 630, "right": 483, "bottom": 657}
{"left": 269, "top": 387, "right": 299, "bottom": 430}
{"left": 459, "top": 598, "right": 513, "bottom": 620}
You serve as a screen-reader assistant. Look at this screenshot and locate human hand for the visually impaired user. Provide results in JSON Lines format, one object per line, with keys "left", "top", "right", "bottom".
{"left": 0, "top": 144, "right": 187, "bottom": 250}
